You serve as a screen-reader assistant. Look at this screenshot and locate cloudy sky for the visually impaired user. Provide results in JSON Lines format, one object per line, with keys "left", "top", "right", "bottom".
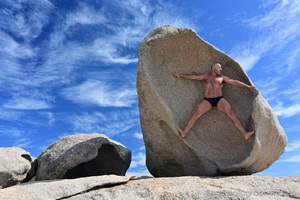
{"left": 0, "top": 0, "right": 299, "bottom": 177}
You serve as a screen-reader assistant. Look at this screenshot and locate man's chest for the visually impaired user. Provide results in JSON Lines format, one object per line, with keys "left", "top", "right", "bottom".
{"left": 206, "top": 77, "right": 224, "bottom": 86}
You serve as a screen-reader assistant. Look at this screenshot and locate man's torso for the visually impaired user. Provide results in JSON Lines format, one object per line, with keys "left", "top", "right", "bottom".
{"left": 203, "top": 74, "right": 224, "bottom": 98}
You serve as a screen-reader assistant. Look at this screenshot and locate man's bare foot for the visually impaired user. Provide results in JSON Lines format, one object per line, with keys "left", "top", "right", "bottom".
{"left": 177, "top": 127, "right": 186, "bottom": 138}
{"left": 244, "top": 130, "right": 255, "bottom": 140}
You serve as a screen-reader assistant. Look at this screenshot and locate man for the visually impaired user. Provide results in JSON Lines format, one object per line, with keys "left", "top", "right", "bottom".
{"left": 173, "top": 63, "right": 255, "bottom": 140}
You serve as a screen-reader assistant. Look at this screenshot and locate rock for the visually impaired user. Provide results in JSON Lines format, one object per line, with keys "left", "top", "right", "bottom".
{"left": 0, "top": 175, "right": 133, "bottom": 200}
{"left": 35, "top": 133, "right": 131, "bottom": 180}
{"left": 137, "top": 25, "right": 287, "bottom": 177}
{"left": 1, "top": 176, "right": 299, "bottom": 200}
{"left": 23, "top": 157, "right": 37, "bottom": 182}
{"left": 63, "top": 176, "right": 300, "bottom": 200}
{"left": 0, "top": 147, "right": 33, "bottom": 188}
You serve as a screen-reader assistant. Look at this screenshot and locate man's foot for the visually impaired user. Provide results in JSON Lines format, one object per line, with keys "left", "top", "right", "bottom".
{"left": 244, "top": 130, "right": 255, "bottom": 140}
{"left": 177, "top": 127, "right": 186, "bottom": 138}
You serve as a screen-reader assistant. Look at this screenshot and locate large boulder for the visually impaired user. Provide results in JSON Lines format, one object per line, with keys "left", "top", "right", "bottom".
{"left": 137, "top": 25, "right": 287, "bottom": 177}
{"left": 36, "top": 134, "right": 131, "bottom": 180}
{"left": 0, "top": 147, "right": 33, "bottom": 188}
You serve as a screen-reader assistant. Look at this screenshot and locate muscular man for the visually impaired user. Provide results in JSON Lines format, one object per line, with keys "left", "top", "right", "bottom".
{"left": 173, "top": 63, "right": 255, "bottom": 140}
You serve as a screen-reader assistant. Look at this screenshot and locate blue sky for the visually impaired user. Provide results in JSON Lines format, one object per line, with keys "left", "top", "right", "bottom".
{"left": 0, "top": 0, "right": 299, "bottom": 177}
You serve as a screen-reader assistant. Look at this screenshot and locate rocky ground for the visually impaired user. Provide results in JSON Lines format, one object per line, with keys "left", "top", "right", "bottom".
{"left": 0, "top": 175, "right": 299, "bottom": 200}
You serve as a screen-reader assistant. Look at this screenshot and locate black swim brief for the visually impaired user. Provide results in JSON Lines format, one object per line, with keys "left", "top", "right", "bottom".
{"left": 204, "top": 96, "right": 224, "bottom": 107}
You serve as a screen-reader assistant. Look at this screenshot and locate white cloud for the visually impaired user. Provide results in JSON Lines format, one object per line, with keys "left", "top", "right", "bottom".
{"left": 66, "top": 110, "right": 139, "bottom": 136}
{"left": 234, "top": 54, "right": 260, "bottom": 72}
{"left": 65, "top": 3, "right": 107, "bottom": 27}
{"left": 0, "top": 108, "right": 23, "bottom": 121}
{"left": 0, "top": 108, "right": 56, "bottom": 128}
{"left": 46, "top": 2, "right": 142, "bottom": 66}
{"left": 0, "top": 0, "right": 197, "bottom": 143}
{"left": 4, "top": 97, "right": 52, "bottom": 110}
{"left": 27, "top": 44, "right": 87, "bottom": 87}
{"left": 283, "top": 45, "right": 300, "bottom": 74}
{"left": 93, "top": 39, "right": 138, "bottom": 65}
{"left": 61, "top": 79, "right": 137, "bottom": 107}
{"left": 255, "top": 78, "right": 300, "bottom": 118}
{"left": 0, "top": 0, "right": 54, "bottom": 40}
{"left": 68, "top": 112, "right": 103, "bottom": 134}
{"left": 231, "top": 1, "right": 300, "bottom": 72}
{"left": 13, "top": 137, "right": 33, "bottom": 149}
{"left": 254, "top": 77, "right": 283, "bottom": 102}
{"left": 247, "top": 1, "right": 300, "bottom": 30}
{"left": 38, "top": 112, "right": 56, "bottom": 126}
{"left": 281, "top": 155, "right": 300, "bottom": 163}
{"left": 130, "top": 152, "right": 146, "bottom": 168}
{"left": 0, "top": 31, "right": 34, "bottom": 59}
{"left": 0, "top": 31, "right": 32, "bottom": 88}
{"left": 89, "top": 0, "right": 195, "bottom": 65}
{"left": 285, "top": 125, "right": 300, "bottom": 133}
{"left": 139, "top": 146, "right": 145, "bottom": 151}
{"left": 274, "top": 102, "right": 300, "bottom": 118}
{"left": 134, "top": 132, "right": 143, "bottom": 140}
{"left": 280, "top": 79, "right": 300, "bottom": 97}
{"left": 285, "top": 139, "right": 300, "bottom": 152}
{"left": 1, "top": 0, "right": 196, "bottom": 96}
{"left": 0, "top": 127, "right": 23, "bottom": 138}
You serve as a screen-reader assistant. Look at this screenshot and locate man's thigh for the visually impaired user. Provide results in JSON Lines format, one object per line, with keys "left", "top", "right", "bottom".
{"left": 217, "top": 98, "right": 234, "bottom": 115}
{"left": 196, "top": 100, "right": 212, "bottom": 114}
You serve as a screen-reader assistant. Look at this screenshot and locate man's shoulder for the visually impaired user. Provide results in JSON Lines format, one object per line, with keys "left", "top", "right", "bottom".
{"left": 221, "top": 75, "right": 230, "bottom": 79}
{"left": 202, "top": 73, "right": 211, "bottom": 79}
{"left": 208, "top": 74, "right": 226, "bottom": 79}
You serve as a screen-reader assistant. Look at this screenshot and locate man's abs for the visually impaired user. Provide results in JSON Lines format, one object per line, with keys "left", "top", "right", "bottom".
{"left": 204, "top": 80, "right": 224, "bottom": 97}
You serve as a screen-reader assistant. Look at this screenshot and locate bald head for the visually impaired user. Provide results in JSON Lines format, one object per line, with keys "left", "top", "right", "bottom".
{"left": 211, "top": 63, "right": 222, "bottom": 75}
{"left": 212, "top": 63, "right": 221, "bottom": 69}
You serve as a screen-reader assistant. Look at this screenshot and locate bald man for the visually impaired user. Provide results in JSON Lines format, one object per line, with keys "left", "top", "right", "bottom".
{"left": 173, "top": 63, "right": 255, "bottom": 140}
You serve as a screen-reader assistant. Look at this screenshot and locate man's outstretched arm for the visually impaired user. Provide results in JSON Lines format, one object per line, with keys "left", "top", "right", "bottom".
{"left": 223, "top": 76, "right": 256, "bottom": 91}
{"left": 173, "top": 72, "right": 206, "bottom": 81}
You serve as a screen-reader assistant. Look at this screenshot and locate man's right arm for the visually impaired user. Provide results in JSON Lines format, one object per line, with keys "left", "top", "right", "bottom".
{"left": 173, "top": 72, "right": 206, "bottom": 81}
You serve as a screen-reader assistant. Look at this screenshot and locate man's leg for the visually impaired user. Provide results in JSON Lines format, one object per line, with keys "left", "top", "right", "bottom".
{"left": 177, "top": 100, "right": 212, "bottom": 138}
{"left": 217, "top": 98, "right": 255, "bottom": 140}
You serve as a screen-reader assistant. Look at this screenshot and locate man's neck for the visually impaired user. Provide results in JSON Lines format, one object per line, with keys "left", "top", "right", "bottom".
{"left": 210, "top": 72, "right": 220, "bottom": 77}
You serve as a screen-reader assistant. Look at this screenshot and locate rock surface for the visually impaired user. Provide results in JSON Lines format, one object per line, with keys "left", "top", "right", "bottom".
{"left": 137, "top": 25, "right": 287, "bottom": 177}
{"left": 1, "top": 175, "right": 299, "bottom": 200}
{"left": 0, "top": 147, "right": 33, "bottom": 188}
{"left": 23, "top": 157, "right": 37, "bottom": 182}
{"left": 68, "top": 176, "right": 300, "bottom": 200}
{"left": 36, "top": 133, "right": 131, "bottom": 180}
{"left": 0, "top": 175, "right": 133, "bottom": 200}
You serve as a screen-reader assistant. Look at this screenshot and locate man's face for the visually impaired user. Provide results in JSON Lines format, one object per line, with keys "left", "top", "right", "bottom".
{"left": 214, "top": 65, "right": 222, "bottom": 75}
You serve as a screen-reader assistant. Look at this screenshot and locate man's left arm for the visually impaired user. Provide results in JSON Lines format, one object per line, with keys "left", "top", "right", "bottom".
{"left": 223, "top": 76, "right": 256, "bottom": 91}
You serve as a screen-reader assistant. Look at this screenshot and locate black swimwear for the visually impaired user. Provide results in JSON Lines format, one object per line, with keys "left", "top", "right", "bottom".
{"left": 204, "top": 96, "right": 224, "bottom": 107}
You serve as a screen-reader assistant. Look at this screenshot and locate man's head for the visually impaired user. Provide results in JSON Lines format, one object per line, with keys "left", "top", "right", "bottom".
{"left": 211, "top": 63, "right": 222, "bottom": 75}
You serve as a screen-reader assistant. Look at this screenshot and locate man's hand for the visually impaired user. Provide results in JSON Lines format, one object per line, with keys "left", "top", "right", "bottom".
{"left": 173, "top": 72, "right": 181, "bottom": 80}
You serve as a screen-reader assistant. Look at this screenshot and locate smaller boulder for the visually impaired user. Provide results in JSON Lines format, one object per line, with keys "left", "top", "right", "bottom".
{"left": 36, "top": 133, "right": 131, "bottom": 180}
{"left": 0, "top": 147, "right": 33, "bottom": 188}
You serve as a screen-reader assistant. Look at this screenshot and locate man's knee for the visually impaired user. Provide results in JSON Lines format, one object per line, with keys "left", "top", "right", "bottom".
{"left": 229, "top": 112, "right": 237, "bottom": 119}
{"left": 224, "top": 109, "right": 236, "bottom": 119}
{"left": 193, "top": 111, "right": 201, "bottom": 118}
